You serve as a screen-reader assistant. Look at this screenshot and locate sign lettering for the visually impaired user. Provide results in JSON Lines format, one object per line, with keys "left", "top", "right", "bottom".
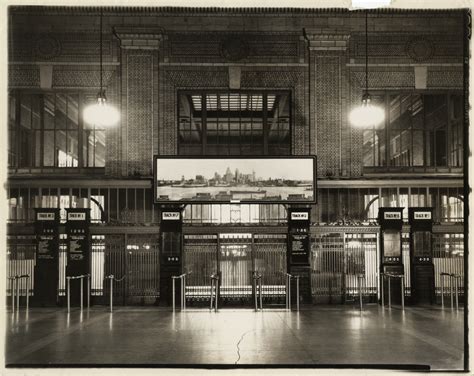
{"left": 414, "top": 212, "right": 432, "bottom": 220}
{"left": 37, "top": 212, "right": 55, "bottom": 221}
{"left": 384, "top": 212, "right": 401, "bottom": 220}
{"left": 291, "top": 212, "right": 309, "bottom": 220}
{"left": 67, "top": 212, "right": 86, "bottom": 221}
{"left": 162, "top": 212, "right": 180, "bottom": 220}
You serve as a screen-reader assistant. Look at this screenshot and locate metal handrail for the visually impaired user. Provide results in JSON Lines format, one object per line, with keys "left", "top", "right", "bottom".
{"left": 9, "top": 274, "right": 30, "bottom": 313}
{"left": 253, "top": 272, "right": 263, "bottom": 311}
{"left": 66, "top": 274, "right": 90, "bottom": 314}
{"left": 380, "top": 272, "right": 405, "bottom": 310}
{"left": 210, "top": 273, "right": 219, "bottom": 312}
{"left": 440, "top": 272, "right": 462, "bottom": 310}
{"left": 286, "top": 273, "right": 300, "bottom": 311}
{"left": 172, "top": 272, "right": 190, "bottom": 312}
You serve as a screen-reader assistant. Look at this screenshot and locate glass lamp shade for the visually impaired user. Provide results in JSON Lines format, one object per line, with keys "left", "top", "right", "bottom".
{"left": 83, "top": 96, "right": 120, "bottom": 127}
{"left": 349, "top": 96, "right": 385, "bottom": 128}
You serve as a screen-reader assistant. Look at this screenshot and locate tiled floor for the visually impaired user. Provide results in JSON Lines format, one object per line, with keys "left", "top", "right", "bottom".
{"left": 5, "top": 304, "right": 465, "bottom": 370}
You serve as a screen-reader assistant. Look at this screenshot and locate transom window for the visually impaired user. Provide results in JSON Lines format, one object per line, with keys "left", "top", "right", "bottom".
{"left": 178, "top": 91, "right": 291, "bottom": 155}
{"left": 8, "top": 92, "right": 106, "bottom": 170}
{"left": 362, "top": 92, "right": 463, "bottom": 170}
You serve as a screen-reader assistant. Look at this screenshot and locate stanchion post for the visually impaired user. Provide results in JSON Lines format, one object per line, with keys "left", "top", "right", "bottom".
{"left": 87, "top": 275, "right": 90, "bottom": 309}
{"left": 455, "top": 276, "right": 459, "bottom": 310}
{"left": 289, "top": 275, "right": 292, "bottom": 311}
{"left": 172, "top": 277, "right": 176, "bottom": 313}
{"left": 80, "top": 277, "right": 84, "bottom": 312}
{"left": 254, "top": 275, "right": 257, "bottom": 311}
{"left": 110, "top": 276, "right": 113, "bottom": 313}
{"left": 359, "top": 275, "right": 363, "bottom": 311}
{"left": 10, "top": 278, "right": 15, "bottom": 313}
{"left": 16, "top": 277, "right": 20, "bottom": 312}
{"left": 296, "top": 276, "right": 300, "bottom": 312}
{"left": 381, "top": 274, "right": 384, "bottom": 307}
{"left": 285, "top": 275, "right": 288, "bottom": 310}
{"left": 441, "top": 274, "right": 445, "bottom": 307}
{"left": 401, "top": 276, "right": 405, "bottom": 311}
{"left": 450, "top": 274, "right": 454, "bottom": 309}
{"left": 67, "top": 277, "right": 71, "bottom": 313}
{"left": 210, "top": 278, "right": 214, "bottom": 311}
{"left": 183, "top": 274, "right": 186, "bottom": 311}
{"left": 388, "top": 276, "right": 391, "bottom": 309}
{"left": 26, "top": 275, "right": 30, "bottom": 311}
{"left": 259, "top": 277, "right": 263, "bottom": 310}
{"left": 215, "top": 278, "right": 219, "bottom": 312}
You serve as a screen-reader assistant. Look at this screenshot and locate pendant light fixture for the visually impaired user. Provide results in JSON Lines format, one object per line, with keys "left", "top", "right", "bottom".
{"left": 83, "top": 9, "right": 120, "bottom": 127}
{"left": 349, "top": 11, "right": 385, "bottom": 128}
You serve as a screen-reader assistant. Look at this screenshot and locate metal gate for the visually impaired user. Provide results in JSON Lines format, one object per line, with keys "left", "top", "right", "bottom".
{"left": 183, "top": 232, "right": 287, "bottom": 307}
{"left": 311, "top": 230, "right": 378, "bottom": 304}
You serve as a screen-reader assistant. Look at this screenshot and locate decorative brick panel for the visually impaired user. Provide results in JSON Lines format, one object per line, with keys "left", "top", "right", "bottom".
{"left": 8, "top": 66, "right": 39, "bottom": 87}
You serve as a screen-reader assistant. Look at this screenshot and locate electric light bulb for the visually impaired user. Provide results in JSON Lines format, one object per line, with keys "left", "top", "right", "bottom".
{"left": 349, "top": 96, "right": 385, "bottom": 128}
{"left": 83, "top": 96, "right": 120, "bottom": 127}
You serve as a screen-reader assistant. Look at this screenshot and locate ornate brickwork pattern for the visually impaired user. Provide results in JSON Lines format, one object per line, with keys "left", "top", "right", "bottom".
{"left": 160, "top": 68, "right": 228, "bottom": 155}
{"left": 240, "top": 69, "right": 307, "bottom": 155}
{"left": 127, "top": 53, "right": 154, "bottom": 176}
{"left": 52, "top": 68, "right": 115, "bottom": 88}
{"left": 315, "top": 55, "right": 342, "bottom": 177}
{"left": 105, "top": 70, "right": 122, "bottom": 176}
{"left": 427, "top": 69, "right": 463, "bottom": 88}
{"left": 8, "top": 66, "right": 39, "bottom": 87}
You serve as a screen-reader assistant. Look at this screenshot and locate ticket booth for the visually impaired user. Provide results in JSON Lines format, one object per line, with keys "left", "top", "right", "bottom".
{"left": 408, "top": 208, "right": 435, "bottom": 304}
{"left": 378, "top": 207, "right": 404, "bottom": 304}
{"left": 65, "top": 208, "right": 91, "bottom": 306}
{"left": 33, "top": 208, "right": 60, "bottom": 306}
{"left": 287, "top": 207, "right": 312, "bottom": 304}
{"left": 159, "top": 208, "right": 183, "bottom": 306}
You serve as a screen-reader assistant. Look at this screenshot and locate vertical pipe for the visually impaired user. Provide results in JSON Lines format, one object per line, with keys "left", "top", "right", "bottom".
{"left": 172, "top": 277, "right": 176, "bottom": 313}
{"left": 80, "top": 277, "right": 84, "bottom": 312}
{"left": 110, "top": 277, "right": 113, "bottom": 313}
{"left": 441, "top": 275, "right": 444, "bottom": 308}
{"left": 401, "top": 276, "right": 405, "bottom": 311}
{"left": 259, "top": 277, "right": 263, "bottom": 310}
{"left": 388, "top": 276, "right": 391, "bottom": 308}
{"left": 67, "top": 277, "right": 70, "bottom": 313}
{"left": 296, "top": 277, "right": 300, "bottom": 312}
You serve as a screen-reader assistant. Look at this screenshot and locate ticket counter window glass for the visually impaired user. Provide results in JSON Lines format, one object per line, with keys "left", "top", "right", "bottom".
{"left": 384, "top": 231, "right": 401, "bottom": 257}
{"left": 413, "top": 232, "right": 431, "bottom": 257}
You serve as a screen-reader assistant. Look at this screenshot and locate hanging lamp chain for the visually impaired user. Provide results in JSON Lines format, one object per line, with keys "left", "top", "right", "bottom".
{"left": 100, "top": 9, "right": 104, "bottom": 99}
{"left": 365, "top": 10, "right": 369, "bottom": 98}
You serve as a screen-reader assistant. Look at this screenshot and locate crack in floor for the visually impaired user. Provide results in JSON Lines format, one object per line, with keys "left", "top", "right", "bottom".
{"left": 234, "top": 329, "right": 254, "bottom": 364}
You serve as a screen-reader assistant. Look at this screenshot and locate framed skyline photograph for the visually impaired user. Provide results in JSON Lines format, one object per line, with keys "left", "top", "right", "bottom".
{"left": 154, "top": 156, "right": 317, "bottom": 204}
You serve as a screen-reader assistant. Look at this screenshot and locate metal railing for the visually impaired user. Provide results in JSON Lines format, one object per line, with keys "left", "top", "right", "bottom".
{"left": 440, "top": 272, "right": 462, "bottom": 310}
{"left": 9, "top": 274, "right": 30, "bottom": 313}
{"left": 253, "top": 271, "right": 263, "bottom": 311}
{"left": 210, "top": 273, "right": 219, "bottom": 312}
{"left": 105, "top": 274, "right": 127, "bottom": 312}
{"left": 286, "top": 273, "right": 300, "bottom": 311}
{"left": 172, "top": 272, "right": 189, "bottom": 312}
{"left": 66, "top": 274, "right": 90, "bottom": 313}
{"left": 381, "top": 272, "right": 405, "bottom": 310}
{"left": 357, "top": 274, "right": 365, "bottom": 311}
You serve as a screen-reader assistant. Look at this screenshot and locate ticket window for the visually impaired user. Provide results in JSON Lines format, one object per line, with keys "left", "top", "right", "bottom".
{"left": 383, "top": 231, "right": 402, "bottom": 264}
{"left": 413, "top": 232, "right": 432, "bottom": 261}
{"left": 161, "top": 232, "right": 181, "bottom": 265}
